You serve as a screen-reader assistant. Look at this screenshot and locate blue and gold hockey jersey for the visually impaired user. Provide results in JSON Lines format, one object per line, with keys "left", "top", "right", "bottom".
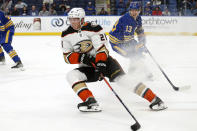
{"left": 0, "top": 11, "right": 14, "bottom": 32}
{"left": 0, "top": 11, "right": 14, "bottom": 44}
{"left": 109, "top": 12, "right": 144, "bottom": 56}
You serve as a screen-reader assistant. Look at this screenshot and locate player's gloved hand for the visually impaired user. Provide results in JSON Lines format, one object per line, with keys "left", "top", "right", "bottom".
{"left": 79, "top": 53, "right": 94, "bottom": 66}
{"left": 135, "top": 43, "right": 148, "bottom": 53}
{"left": 95, "top": 61, "right": 107, "bottom": 81}
{"left": 136, "top": 35, "right": 147, "bottom": 53}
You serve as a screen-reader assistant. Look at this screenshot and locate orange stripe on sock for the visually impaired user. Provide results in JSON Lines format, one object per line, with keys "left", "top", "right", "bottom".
{"left": 143, "top": 89, "right": 156, "bottom": 102}
{"left": 78, "top": 89, "right": 94, "bottom": 102}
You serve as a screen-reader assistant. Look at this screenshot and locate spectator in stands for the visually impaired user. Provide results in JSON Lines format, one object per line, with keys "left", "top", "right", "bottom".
{"left": 21, "top": 6, "right": 28, "bottom": 16}
{"left": 181, "top": 0, "right": 193, "bottom": 16}
{"left": 116, "top": 0, "right": 126, "bottom": 15}
{"left": 14, "top": 0, "right": 27, "bottom": 10}
{"left": 152, "top": 0, "right": 162, "bottom": 6}
{"left": 98, "top": 7, "right": 108, "bottom": 15}
{"left": 192, "top": 0, "right": 197, "bottom": 15}
{"left": 29, "top": 5, "right": 39, "bottom": 16}
{"left": 1, "top": 0, "right": 12, "bottom": 12}
{"left": 51, "top": 3, "right": 59, "bottom": 12}
{"left": 144, "top": 6, "right": 152, "bottom": 16}
{"left": 57, "top": 0, "right": 71, "bottom": 7}
{"left": 11, "top": 6, "right": 20, "bottom": 16}
{"left": 63, "top": 5, "right": 70, "bottom": 16}
{"left": 4, "top": 7, "right": 11, "bottom": 16}
{"left": 59, "top": 4, "right": 66, "bottom": 15}
{"left": 152, "top": 6, "right": 162, "bottom": 15}
{"left": 39, "top": 4, "right": 49, "bottom": 16}
{"left": 49, "top": 6, "right": 57, "bottom": 15}
{"left": 85, "top": 1, "right": 96, "bottom": 15}
{"left": 162, "top": 7, "right": 171, "bottom": 16}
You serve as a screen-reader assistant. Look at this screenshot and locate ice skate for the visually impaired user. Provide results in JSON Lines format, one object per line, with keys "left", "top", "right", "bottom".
{"left": 78, "top": 97, "right": 102, "bottom": 112}
{"left": 11, "top": 61, "right": 25, "bottom": 71}
{"left": 0, "top": 56, "right": 5, "bottom": 65}
{"left": 149, "top": 97, "right": 167, "bottom": 111}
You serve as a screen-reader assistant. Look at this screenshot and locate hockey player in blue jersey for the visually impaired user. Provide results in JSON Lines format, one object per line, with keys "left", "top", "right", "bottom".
{"left": 0, "top": 10, "right": 23, "bottom": 69}
{"left": 109, "top": 2, "right": 167, "bottom": 110}
{"left": 109, "top": 2, "right": 151, "bottom": 79}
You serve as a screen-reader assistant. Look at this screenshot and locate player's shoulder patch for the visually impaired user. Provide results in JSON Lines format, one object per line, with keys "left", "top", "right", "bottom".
{"left": 82, "top": 22, "right": 102, "bottom": 32}
{"left": 61, "top": 26, "right": 77, "bottom": 37}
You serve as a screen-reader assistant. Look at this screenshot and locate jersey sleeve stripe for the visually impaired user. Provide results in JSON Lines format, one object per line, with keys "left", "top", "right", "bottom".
{"left": 113, "top": 46, "right": 127, "bottom": 56}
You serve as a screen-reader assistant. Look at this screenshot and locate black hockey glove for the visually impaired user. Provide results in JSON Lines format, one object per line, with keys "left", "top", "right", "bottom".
{"left": 79, "top": 53, "right": 94, "bottom": 66}
{"left": 95, "top": 61, "right": 107, "bottom": 81}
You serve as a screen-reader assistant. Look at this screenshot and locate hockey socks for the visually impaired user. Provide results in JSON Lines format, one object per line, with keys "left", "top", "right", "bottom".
{"left": 134, "top": 83, "right": 167, "bottom": 111}
{"left": 8, "top": 50, "right": 21, "bottom": 63}
{"left": 72, "top": 81, "right": 94, "bottom": 102}
{"left": 0, "top": 47, "right": 4, "bottom": 57}
{"left": 134, "top": 83, "right": 156, "bottom": 103}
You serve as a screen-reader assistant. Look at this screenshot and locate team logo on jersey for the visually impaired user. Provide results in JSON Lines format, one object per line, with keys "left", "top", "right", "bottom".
{"left": 74, "top": 40, "right": 93, "bottom": 53}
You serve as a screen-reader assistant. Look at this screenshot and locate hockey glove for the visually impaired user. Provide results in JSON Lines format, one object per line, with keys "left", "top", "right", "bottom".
{"left": 136, "top": 35, "right": 147, "bottom": 53}
{"left": 79, "top": 53, "right": 94, "bottom": 66}
{"left": 95, "top": 61, "right": 107, "bottom": 81}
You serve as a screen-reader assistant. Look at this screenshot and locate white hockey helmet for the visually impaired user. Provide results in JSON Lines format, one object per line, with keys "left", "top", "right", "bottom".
{"left": 68, "top": 8, "right": 85, "bottom": 19}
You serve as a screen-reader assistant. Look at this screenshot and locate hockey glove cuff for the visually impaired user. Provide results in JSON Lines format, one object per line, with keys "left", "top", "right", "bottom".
{"left": 95, "top": 61, "right": 107, "bottom": 81}
{"left": 79, "top": 53, "right": 94, "bottom": 66}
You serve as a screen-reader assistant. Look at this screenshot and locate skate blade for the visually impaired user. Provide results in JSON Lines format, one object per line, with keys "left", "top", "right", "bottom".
{"left": 150, "top": 106, "right": 168, "bottom": 111}
{"left": 11, "top": 67, "right": 25, "bottom": 71}
{"left": 79, "top": 106, "right": 102, "bottom": 112}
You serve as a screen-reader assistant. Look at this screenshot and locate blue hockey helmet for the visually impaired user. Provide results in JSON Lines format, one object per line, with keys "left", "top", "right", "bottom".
{"left": 129, "top": 2, "right": 140, "bottom": 10}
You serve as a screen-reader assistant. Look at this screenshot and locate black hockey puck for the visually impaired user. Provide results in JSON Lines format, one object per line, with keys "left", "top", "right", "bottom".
{"left": 130, "top": 122, "right": 141, "bottom": 131}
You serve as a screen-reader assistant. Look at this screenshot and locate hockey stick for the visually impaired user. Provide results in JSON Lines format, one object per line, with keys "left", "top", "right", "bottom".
{"left": 91, "top": 63, "right": 141, "bottom": 131}
{"left": 102, "top": 74, "right": 141, "bottom": 131}
{"left": 144, "top": 46, "right": 190, "bottom": 91}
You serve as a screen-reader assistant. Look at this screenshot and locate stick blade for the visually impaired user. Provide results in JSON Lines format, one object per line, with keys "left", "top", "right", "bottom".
{"left": 131, "top": 122, "right": 141, "bottom": 131}
{"left": 178, "top": 85, "right": 191, "bottom": 91}
{"left": 174, "top": 85, "right": 191, "bottom": 91}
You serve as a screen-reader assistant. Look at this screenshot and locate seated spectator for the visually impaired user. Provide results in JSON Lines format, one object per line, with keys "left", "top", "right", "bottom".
{"left": 4, "top": 7, "right": 11, "bottom": 16}
{"left": 57, "top": 0, "right": 71, "bottom": 8}
{"left": 192, "top": 1, "right": 197, "bottom": 15}
{"left": 63, "top": 5, "right": 71, "bottom": 16}
{"left": 152, "top": 6, "right": 162, "bottom": 16}
{"left": 51, "top": 3, "right": 59, "bottom": 12}
{"left": 21, "top": 6, "right": 28, "bottom": 16}
{"left": 116, "top": 0, "right": 126, "bottom": 15}
{"left": 98, "top": 7, "right": 108, "bottom": 15}
{"left": 29, "top": 5, "right": 39, "bottom": 16}
{"left": 39, "top": 4, "right": 49, "bottom": 16}
{"left": 152, "top": 0, "right": 161, "bottom": 6}
{"left": 144, "top": 6, "right": 152, "bottom": 16}
{"left": 181, "top": 0, "right": 193, "bottom": 16}
{"left": 85, "top": 1, "right": 96, "bottom": 15}
{"left": 58, "top": 4, "right": 66, "bottom": 15}
{"left": 1, "top": 0, "right": 12, "bottom": 12}
{"left": 11, "top": 6, "right": 20, "bottom": 16}
{"left": 162, "top": 8, "right": 171, "bottom": 16}
{"left": 48, "top": 7, "right": 57, "bottom": 15}
{"left": 14, "top": 0, "right": 27, "bottom": 10}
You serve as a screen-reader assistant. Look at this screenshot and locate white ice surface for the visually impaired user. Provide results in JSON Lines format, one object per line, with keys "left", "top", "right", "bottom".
{"left": 0, "top": 36, "right": 197, "bottom": 131}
